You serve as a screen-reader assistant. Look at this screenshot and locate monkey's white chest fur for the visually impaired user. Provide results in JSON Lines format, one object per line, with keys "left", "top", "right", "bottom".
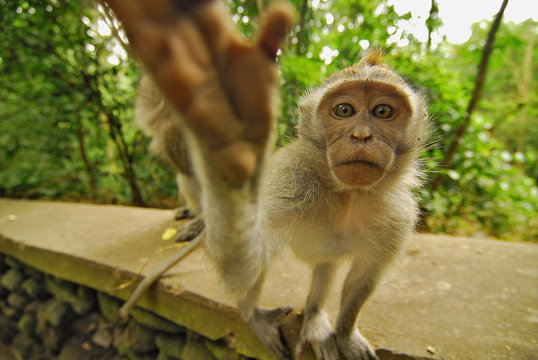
{"left": 271, "top": 190, "right": 415, "bottom": 265}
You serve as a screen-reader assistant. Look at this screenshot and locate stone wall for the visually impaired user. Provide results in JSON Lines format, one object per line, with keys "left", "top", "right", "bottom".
{"left": 0, "top": 254, "right": 245, "bottom": 360}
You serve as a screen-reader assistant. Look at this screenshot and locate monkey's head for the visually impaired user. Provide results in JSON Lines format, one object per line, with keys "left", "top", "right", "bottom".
{"left": 298, "top": 50, "right": 428, "bottom": 191}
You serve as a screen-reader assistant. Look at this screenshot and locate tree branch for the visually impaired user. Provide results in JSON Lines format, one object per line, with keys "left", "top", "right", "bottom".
{"left": 429, "top": 0, "right": 509, "bottom": 193}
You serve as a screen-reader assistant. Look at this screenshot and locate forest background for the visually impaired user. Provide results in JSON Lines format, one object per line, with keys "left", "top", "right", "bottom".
{"left": 0, "top": 0, "right": 536, "bottom": 242}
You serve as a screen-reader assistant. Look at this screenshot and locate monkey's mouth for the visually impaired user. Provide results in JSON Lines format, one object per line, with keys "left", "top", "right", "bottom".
{"left": 331, "top": 159, "right": 385, "bottom": 187}
{"left": 335, "top": 160, "right": 381, "bottom": 168}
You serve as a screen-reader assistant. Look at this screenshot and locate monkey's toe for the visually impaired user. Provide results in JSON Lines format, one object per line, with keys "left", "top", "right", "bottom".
{"left": 296, "top": 334, "right": 339, "bottom": 360}
{"left": 174, "top": 218, "right": 205, "bottom": 242}
{"left": 336, "top": 330, "right": 378, "bottom": 360}
{"left": 296, "top": 311, "right": 339, "bottom": 360}
{"left": 174, "top": 206, "right": 196, "bottom": 220}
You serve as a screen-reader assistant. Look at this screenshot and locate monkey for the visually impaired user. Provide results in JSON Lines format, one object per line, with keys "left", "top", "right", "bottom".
{"left": 112, "top": 1, "right": 296, "bottom": 341}
{"left": 222, "top": 49, "right": 429, "bottom": 360}
{"left": 106, "top": 1, "right": 429, "bottom": 359}
{"left": 260, "top": 50, "right": 430, "bottom": 359}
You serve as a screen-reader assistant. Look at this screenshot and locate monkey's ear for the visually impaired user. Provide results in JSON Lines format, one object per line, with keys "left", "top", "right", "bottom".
{"left": 257, "top": 2, "right": 295, "bottom": 60}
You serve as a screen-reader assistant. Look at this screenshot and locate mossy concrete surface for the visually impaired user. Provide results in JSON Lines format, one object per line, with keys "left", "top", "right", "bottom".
{"left": 0, "top": 198, "right": 537, "bottom": 359}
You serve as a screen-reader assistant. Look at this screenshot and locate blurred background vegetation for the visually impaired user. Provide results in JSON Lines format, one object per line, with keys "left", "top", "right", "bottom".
{"left": 0, "top": 0, "right": 536, "bottom": 241}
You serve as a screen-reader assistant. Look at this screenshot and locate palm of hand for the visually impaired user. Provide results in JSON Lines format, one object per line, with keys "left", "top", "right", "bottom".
{"left": 108, "top": 0, "right": 294, "bottom": 184}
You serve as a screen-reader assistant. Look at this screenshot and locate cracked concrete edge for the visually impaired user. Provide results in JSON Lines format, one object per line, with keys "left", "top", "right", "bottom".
{"left": 0, "top": 234, "right": 279, "bottom": 359}
{"left": 0, "top": 228, "right": 432, "bottom": 360}
{"left": 0, "top": 231, "right": 434, "bottom": 360}
{"left": 1, "top": 235, "right": 434, "bottom": 360}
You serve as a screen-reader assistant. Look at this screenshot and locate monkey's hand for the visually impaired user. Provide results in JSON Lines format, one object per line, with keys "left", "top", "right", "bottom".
{"left": 105, "top": 0, "right": 295, "bottom": 185}
{"left": 295, "top": 310, "right": 339, "bottom": 360}
{"left": 336, "top": 330, "right": 379, "bottom": 360}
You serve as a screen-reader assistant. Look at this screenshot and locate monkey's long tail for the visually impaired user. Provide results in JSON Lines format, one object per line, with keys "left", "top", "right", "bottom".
{"left": 118, "top": 235, "right": 203, "bottom": 321}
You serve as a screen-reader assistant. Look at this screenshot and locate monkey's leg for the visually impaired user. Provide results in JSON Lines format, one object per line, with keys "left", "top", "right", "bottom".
{"left": 238, "top": 275, "right": 293, "bottom": 360}
{"left": 174, "top": 173, "right": 201, "bottom": 220}
{"left": 118, "top": 234, "right": 203, "bottom": 321}
{"left": 295, "top": 262, "right": 339, "bottom": 360}
{"left": 334, "top": 263, "right": 381, "bottom": 360}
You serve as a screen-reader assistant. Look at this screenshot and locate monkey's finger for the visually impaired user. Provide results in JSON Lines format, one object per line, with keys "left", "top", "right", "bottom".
{"left": 257, "top": 2, "right": 296, "bottom": 60}
{"left": 150, "top": 33, "right": 209, "bottom": 112}
{"left": 104, "top": 0, "right": 173, "bottom": 27}
{"left": 169, "top": 0, "right": 215, "bottom": 14}
{"left": 181, "top": 76, "right": 259, "bottom": 184}
{"left": 105, "top": 0, "right": 213, "bottom": 24}
{"left": 192, "top": 1, "right": 243, "bottom": 59}
{"left": 105, "top": 0, "right": 208, "bottom": 82}
{"left": 105, "top": 0, "right": 171, "bottom": 69}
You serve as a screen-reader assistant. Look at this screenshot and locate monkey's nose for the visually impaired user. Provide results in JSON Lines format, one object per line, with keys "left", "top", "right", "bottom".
{"left": 351, "top": 127, "right": 373, "bottom": 143}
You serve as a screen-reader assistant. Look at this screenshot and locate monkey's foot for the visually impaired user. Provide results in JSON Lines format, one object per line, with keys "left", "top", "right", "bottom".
{"left": 295, "top": 310, "right": 339, "bottom": 360}
{"left": 174, "top": 218, "right": 205, "bottom": 242}
{"left": 336, "top": 330, "right": 378, "bottom": 360}
{"left": 174, "top": 206, "right": 196, "bottom": 220}
{"left": 247, "top": 306, "right": 293, "bottom": 360}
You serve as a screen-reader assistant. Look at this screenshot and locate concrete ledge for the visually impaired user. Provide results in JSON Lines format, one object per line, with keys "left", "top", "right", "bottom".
{"left": 0, "top": 198, "right": 537, "bottom": 359}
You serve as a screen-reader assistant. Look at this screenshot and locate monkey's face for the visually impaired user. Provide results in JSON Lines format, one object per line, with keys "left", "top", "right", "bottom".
{"left": 318, "top": 80, "right": 413, "bottom": 189}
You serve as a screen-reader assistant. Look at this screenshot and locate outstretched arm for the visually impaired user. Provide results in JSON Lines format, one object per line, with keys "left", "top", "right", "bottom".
{"left": 105, "top": 0, "right": 294, "bottom": 185}
{"left": 106, "top": 2, "right": 295, "bottom": 358}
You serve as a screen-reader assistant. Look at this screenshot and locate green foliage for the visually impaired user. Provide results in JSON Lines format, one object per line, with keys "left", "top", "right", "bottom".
{"left": 0, "top": 0, "right": 177, "bottom": 206}
{"left": 392, "top": 21, "right": 538, "bottom": 241}
{"left": 0, "top": 0, "right": 536, "bottom": 241}
{"left": 424, "top": 126, "right": 537, "bottom": 241}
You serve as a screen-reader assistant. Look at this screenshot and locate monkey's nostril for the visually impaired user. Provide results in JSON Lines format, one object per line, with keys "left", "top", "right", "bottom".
{"left": 351, "top": 132, "right": 373, "bottom": 142}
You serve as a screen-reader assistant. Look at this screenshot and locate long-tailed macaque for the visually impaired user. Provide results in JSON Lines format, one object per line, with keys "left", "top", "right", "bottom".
{"left": 106, "top": 1, "right": 429, "bottom": 359}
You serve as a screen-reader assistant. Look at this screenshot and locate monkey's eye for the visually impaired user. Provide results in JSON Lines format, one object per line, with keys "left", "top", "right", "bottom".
{"left": 372, "top": 104, "right": 394, "bottom": 119}
{"left": 332, "top": 103, "right": 355, "bottom": 118}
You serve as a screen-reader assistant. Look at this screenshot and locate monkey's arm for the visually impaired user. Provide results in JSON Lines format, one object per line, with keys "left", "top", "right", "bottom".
{"left": 295, "top": 263, "right": 339, "bottom": 359}
{"left": 106, "top": 2, "right": 296, "bottom": 358}
{"left": 105, "top": 0, "right": 294, "bottom": 185}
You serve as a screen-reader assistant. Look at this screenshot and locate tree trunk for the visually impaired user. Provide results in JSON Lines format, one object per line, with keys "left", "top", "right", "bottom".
{"left": 295, "top": 0, "right": 309, "bottom": 56}
{"left": 79, "top": 71, "right": 146, "bottom": 207}
{"left": 516, "top": 21, "right": 534, "bottom": 152}
{"left": 76, "top": 119, "right": 98, "bottom": 199}
{"left": 429, "top": 0, "right": 509, "bottom": 193}
{"left": 104, "top": 111, "right": 146, "bottom": 207}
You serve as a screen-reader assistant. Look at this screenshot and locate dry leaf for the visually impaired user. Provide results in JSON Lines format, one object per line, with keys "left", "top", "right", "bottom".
{"left": 161, "top": 227, "right": 178, "bottom": 241}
